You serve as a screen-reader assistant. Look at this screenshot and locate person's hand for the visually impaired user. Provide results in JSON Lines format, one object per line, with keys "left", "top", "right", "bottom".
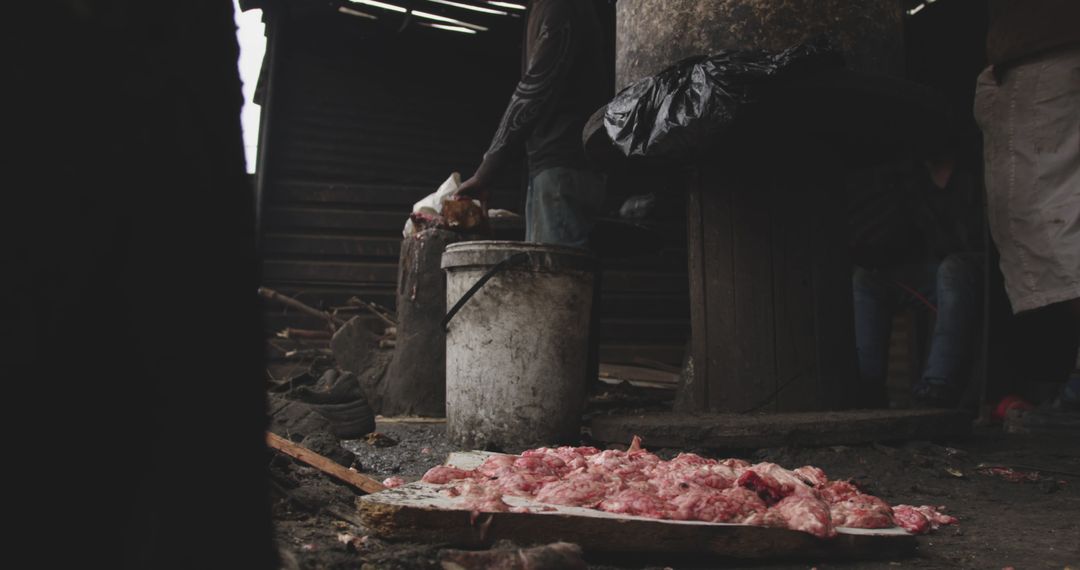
{"left": 455, "top": 174, "right": 490, "bottom": 206}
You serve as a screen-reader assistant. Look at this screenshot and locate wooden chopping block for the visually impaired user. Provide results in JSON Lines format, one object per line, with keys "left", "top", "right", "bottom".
{"left": 356, "top": 452, "right": 916, "bottom": 562}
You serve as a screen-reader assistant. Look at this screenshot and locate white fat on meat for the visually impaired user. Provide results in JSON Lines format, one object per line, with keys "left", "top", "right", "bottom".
{"left": 819, "top": 480, "right": 861, "bottom": 503}
{"left": 533, "top": 471, "right": 622, "bottom": 508}
{"left": 746, "top": 495, "right": 836, "bottom": 539}
{"left": 737, "top": 462, "right": 818, "bottom": 503}
{"left": 648, "top": 465, "right": 738, "bottom": 500}
{"left": 416, "top": 441, "right": 956, "bottom": 540}
{"left": 475, "top": 454, "right": 518, "bottom": 477}
{"left": 668, "top": 486, "right": 768, "bottom": 523}
{"left": 829, "top": 493, "right": 895, "bottom": 529}
{"left": 598, "top": 488, "right": 670, "bottom": 519}
{"left": 892, "top": 504, "right": 958, "bottom": 534}
{"left": 444, "top": 481, "right": 511, "bottom": 512}
{"left": 484, "top": 466, "right": 555, "bottom": 497}
{"left": 421, "top": 465, "right": 474, "bottom": 485}
{"left": 793, "top": 466, "right": 829, "bottom": 488}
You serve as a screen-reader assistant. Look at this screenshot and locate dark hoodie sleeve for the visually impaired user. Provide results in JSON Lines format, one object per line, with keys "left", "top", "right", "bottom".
{"left": 474, "top": 1, "right": 578, "bottom": 180}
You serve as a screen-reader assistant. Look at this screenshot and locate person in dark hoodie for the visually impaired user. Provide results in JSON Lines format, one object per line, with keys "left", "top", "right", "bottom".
{"left": 849, "top": 157, "right": 985, "bottom": 409}
{"left": 456, "top": 0, "right": 610, "bottom": 248}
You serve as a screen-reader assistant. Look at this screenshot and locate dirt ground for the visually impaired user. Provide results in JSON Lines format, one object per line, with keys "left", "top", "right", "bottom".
{"left": 269, "top": 414, "right": 1079, "bottom": 570}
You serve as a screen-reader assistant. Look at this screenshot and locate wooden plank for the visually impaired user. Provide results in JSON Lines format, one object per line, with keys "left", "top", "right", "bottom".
{"left": 1004, "top": 409, "right": 1080, "bottom": 436}
{"left": 270, "top": 180, "right": 431, "bottom": 207}
{"left": 682, "top": 164, "right": 860, "bottom": 413}
{"left": 809, "top": 174, "right": 860, "bottom": 409}
{"left": 599, "top": 363, "right": 679, "bottom": 386}
{"left": 602, "top": 249, "right": 689, "bottom": 271}
{"left": 597, "top": 318, "right": 689, "bottom": 342}
{"left": 600, "top": 293, "right": 690, "bottom": 320}
{"left": 262, "top": 264, "right": 686, "bottom": 296}
{"left": 357, "top": 462, "right": 915, "bottom": 562}
{"left": 262, "top": 233, "right": 402, "bottom": 259}
{"left": 263, "top": 312, "right": 384, "bottom": 333}
{"left": 262, "top": 260, "right": 399, "bottom": 284}
{"left": 376, "top": 417, "right": 449, "bottom": 425}
{"left": 258, "top": 284, "right": 397, "bottom": 332}
{"left": 728, "top": 172, "right": 777, "bottom": 412}
{"left": 263, "top": 312, "right": 687, "bottom": 345}
{"left": 772, "top": 180, "right": 821, "bottom": 411}
{"left": 258, "top": 286, "right": 346, "bottom": 327}
{"left": 262, "top": 206, "right": 405, "bottom": 233}
{"left": 701, "top": 167, "right": 739, "bottom": 412}
{"left": 681, "top": 169, "right": 709, "bottom": 412}
{"left": 601, "top": 270, "right": 690, "bottom": 294}
{"left": 260, "top": 284, "right": 397, "bottom": 308}
{"left": 266, "top": 432, "right": 386, "bottom": 494}
{"left": 262, "top": 319, "right": 685, "bottom": 369}
{"left": 630, "top": 357, "right": 683, "bottom": 374}
{"left": 446, "top": 450, "right": 503, "bottom": 470}
{"left": 599, "top": 344, "right": 685, "bottom": 367}
{"left": 597, "top": 377, "right": 677, "bottom": 391}
{"left": 588, "top": 409, "right": 972, "bottom": 451}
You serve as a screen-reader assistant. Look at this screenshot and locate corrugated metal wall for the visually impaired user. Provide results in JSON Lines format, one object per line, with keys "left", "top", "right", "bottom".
{"left": 258, "top": 6, "right": 688, "bottom": 365}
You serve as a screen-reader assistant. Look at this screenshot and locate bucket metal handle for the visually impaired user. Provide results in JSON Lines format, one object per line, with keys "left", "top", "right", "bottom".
{"left": 442, "top": 251, "right": 530, "bottom": 332}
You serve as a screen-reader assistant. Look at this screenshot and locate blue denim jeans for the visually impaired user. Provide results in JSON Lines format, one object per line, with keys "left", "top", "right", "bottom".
{"left": 525, "top": 167, "right": 606, "bottom": 248}
{"left": 852, "top": 253, "right": 984, "bottom": 401}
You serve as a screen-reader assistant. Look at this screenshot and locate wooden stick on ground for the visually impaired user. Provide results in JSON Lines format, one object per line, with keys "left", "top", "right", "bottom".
{"left": 259, "top": 287, "right": 346, "bottom": 329}
{"left": 283, "top": 348, "right": 333, "bottom": 359}
{"left": 347, "top": 296, "right": 397, "bottom": 327}
{"left": 376, "top": 416, "right": 448, "bottom": 424}
{"left": 266, "top": 432, "right": 386, "bottom": 494}
{"left": 276, "top": 327, "right": 333, "bottom": 340}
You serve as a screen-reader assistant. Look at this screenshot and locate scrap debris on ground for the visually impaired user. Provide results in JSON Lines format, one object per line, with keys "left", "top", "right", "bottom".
{"left": 268, "top": 417, "right": 1080, "bottom": 569}
{"left": 259, "top": 288, "right": 1078, "bottom": 568}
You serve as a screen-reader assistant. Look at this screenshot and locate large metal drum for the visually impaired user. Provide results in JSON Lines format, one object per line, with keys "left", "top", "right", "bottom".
{"left": 615, "top": 0, "right": 904, "bottom": 90}
{"left": 611, "top": 0, "right": 905, "bottom": 413}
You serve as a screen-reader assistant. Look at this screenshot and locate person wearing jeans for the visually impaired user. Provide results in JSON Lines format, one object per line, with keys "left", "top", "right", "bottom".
{"left": 853, "top": 254, "right": 984, "bottom": 408}
{"left": 848, "top": 155, "right": 985, "bottom": 409}
{"left": 525, "top": 167, "right": 606, "bottom": 247}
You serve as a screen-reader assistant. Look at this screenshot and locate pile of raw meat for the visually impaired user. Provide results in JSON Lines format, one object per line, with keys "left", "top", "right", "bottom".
{"left": 420, "top": 439, "right": 956, "bottom": 539}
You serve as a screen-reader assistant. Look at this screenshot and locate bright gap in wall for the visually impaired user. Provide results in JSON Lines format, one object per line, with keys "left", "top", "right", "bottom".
{"left": 234, "top": 0, "right": 267, "bottom": 174}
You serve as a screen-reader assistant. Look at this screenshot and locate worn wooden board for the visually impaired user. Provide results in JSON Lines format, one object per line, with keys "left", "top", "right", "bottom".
{"left": 1004, "top": 409, "right": 1080, "bottom": 437}
{"left": 681, "top": 174, "right": 711, "bottom": 412}
{"left": 680, "top": 162, "right": 860, "bottom": 413}
{"left": 266, "top": 432, "right": 386, "bottom": 494}
{"left": 771, "top": 177, "right": 820, "bottom": 412}
{"left": 588, "top": 409, "right": 972, "bottom": 450}
{"left": 598, "top": 363, "right": 679, "bottom": 388}
{"left": 375, "top": 416, "right": 448, "bottom": 424}
{"left": 357, "top": 452, "right": 916, "bottom": 562}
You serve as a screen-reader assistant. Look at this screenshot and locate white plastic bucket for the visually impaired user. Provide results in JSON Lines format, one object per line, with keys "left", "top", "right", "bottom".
{"left": 441, "top": 241, "right": 595, "bottom": 449}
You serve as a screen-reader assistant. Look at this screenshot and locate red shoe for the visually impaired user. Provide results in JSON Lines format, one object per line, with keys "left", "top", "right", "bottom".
{"left": 991, "top": 394, "right": 1034, "bottom": 423}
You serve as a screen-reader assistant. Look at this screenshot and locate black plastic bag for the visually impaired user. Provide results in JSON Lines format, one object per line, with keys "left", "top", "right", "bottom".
{"left": 603, "top": 38, "right": 843, "bottom": 161}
